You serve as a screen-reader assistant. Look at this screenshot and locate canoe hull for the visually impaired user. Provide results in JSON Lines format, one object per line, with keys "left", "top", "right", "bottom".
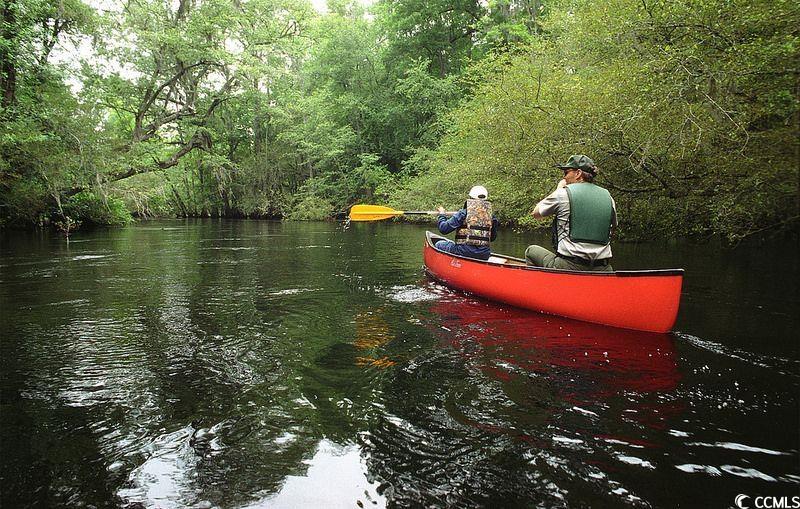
{"left": 423, "top": 232, "right": 683, "bottom": 333}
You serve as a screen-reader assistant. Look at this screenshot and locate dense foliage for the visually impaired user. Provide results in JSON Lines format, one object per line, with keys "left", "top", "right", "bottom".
{"left": 1, "top": 0, "right": 797, "bottom": 241}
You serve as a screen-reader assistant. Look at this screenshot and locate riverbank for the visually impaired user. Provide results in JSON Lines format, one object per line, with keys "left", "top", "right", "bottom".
{"left": 4, "top": 213, "right": 798, "bottom": 248}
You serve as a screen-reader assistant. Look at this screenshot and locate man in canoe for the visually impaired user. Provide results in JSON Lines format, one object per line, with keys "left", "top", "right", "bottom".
{"left": 525, "top": 155, "right": 617, "bottom": 271}
{"left": 435, "top": 185, "right": 499, "bottom": 261}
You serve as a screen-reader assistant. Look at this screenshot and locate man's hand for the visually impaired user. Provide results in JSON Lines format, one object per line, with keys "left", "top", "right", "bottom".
{"left": 436, "top": 206, "right": 446, "bottom": 214}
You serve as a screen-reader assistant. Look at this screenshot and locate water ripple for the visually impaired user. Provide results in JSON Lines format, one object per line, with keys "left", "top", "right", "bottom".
{"left": 676, "top": 333, "right": 800, "bottom": 375}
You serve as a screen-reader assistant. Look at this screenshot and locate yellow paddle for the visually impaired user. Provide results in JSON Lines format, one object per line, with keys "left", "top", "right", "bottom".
{"left": 348, "top": 204, "right": 454, "bottom": 222}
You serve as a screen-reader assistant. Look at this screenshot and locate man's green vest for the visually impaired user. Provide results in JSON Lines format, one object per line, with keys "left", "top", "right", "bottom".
{"left": 565, "top": 183, "right": 613, "bottom": 245}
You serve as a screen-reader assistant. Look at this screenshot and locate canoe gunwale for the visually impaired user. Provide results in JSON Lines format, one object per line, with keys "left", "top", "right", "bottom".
{"left": 425, "top": 231, "right": 684, "bottom": 277}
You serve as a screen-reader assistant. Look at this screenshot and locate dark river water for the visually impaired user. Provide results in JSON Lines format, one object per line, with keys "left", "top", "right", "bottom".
{"left": 1, "top": 220, "right": 798, "bottom": 508}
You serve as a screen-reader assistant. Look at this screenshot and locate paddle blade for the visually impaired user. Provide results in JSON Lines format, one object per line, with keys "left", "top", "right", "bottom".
{"left": 348, "top": 204, "right": 403, "bottom": 222}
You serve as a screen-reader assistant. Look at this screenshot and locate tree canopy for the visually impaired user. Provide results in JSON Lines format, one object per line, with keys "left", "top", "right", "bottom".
{"left": 1, "top": 0, "right": 797, "bottom": 242}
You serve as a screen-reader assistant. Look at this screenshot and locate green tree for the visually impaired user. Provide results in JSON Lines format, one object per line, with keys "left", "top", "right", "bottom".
{"left": 0, "top": 0, "right": 105, "bottom": 227}
{"left": 375, "top": 0, "right": 485, "bottom": 78}
{"left": 392, "top": 0, "right": 799, "bottom": 241}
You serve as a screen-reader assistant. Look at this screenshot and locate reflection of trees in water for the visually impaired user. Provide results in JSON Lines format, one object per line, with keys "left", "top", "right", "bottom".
{"left": 105, "top": 229, "right": 320, "bottom": 507}
{"left": 0, "top": 321, "right": 121, "bottom": 508}
{"left": 0, "top": 222, "right": 384, "bottom": 507}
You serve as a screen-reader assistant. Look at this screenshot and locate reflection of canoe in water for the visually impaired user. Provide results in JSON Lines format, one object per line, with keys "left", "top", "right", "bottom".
{"left": 429, "top": 299, "right": 681, "bottom": 393}
{"left": 423, "top": 232, "right": 683, "bottom": 333}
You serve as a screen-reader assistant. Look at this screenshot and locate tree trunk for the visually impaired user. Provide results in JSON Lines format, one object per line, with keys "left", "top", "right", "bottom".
{"left": 1, "top": 0, "right": 17, "bottom": 108}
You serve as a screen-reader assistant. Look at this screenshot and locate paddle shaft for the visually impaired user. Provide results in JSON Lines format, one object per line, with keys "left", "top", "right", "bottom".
{"left": 403, "top": 211, "right": 455, "bottom": 216}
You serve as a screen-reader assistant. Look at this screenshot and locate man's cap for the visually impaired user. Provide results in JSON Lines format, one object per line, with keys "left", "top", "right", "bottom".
{"left": 557, "top": 154, "right": 596, "bottom": 175}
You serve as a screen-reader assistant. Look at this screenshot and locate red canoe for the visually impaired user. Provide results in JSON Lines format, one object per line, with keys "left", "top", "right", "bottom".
{"left": 423, "top": 232, "right": 683, "bottom": 333}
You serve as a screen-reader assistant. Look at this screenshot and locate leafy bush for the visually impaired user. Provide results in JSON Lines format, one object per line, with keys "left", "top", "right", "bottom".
{"left": 1, "top": 179, "right": 50, "bottom": 226}
{"left": 63, "top": 191, "right": 132, "bottom": 226}
{"left": 285, "top": 195, "right": 335, "bottom": 221}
